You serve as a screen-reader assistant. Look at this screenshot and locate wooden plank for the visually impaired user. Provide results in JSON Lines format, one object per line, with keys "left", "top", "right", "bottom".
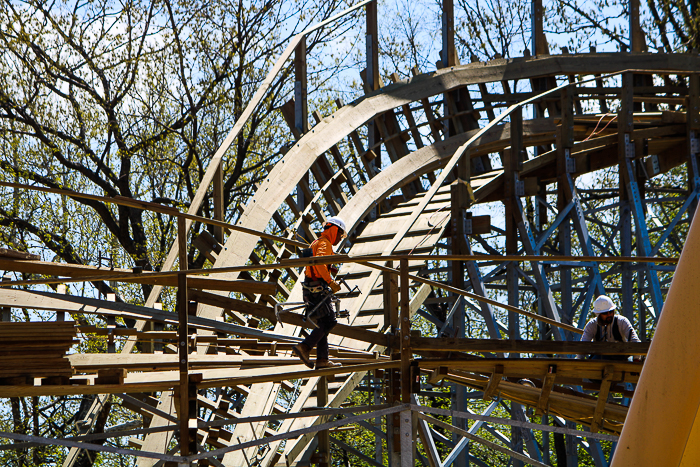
{"left": 417, "top": 358, "right": 641, "bottom": 385}
{"left": 536, "top": 364, "right": 557, "bottom": 416}
{"left": 445, "top": 372, "right": 627, "bottom": 430}
{"left": 590, "top": 365, "right": 615, "bottom": 433}
{"left": 410, "top": 337, "right": 648, "bottom": 355}
{"left": 482, "top": 364, "right": 504, "bottom": 400}
{"left": 0, "top": 248, "right": 39, "bottom": 260}
{"left": 0, "top": 258, "right": 277, "bottom": 294}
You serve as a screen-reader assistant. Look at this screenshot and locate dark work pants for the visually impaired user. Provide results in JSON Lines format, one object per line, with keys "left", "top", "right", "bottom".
{"left": 302, "top": 314, "right": 337, "bottom": 361}
{"left": 302, "top": 287, "right": 337, "bottom": 362}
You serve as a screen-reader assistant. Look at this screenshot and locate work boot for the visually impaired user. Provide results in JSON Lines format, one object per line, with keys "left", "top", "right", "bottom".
{"left": 293, "top": 343, "right": 313, "bottom": 368}
{"left": 315, "top": 360, "right": 341, "bottom": 370}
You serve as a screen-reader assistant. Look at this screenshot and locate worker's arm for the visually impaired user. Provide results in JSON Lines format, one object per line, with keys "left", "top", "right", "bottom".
{"left": 312, "top": 238, "right": 335, "bottom": 285}
{"left": 576, "top": 320, "right": 597, "bottom": 359}
{"left": 617, "top": 316, "right": 641, "bottom": 343}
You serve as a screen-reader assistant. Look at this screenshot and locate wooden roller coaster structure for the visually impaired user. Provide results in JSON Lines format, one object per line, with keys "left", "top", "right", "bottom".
{"left": 0, "top": 0, "right": 699, "bottom": 466}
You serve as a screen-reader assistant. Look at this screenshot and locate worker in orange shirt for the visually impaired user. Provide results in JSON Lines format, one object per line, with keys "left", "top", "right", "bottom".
{"left": 293, "top": 217, "right": 346, "bottom": 369}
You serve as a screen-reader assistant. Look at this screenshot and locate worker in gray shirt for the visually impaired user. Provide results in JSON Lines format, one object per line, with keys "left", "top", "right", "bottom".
{"left": 578, "top": 295, "right": 641, "bottom": 361}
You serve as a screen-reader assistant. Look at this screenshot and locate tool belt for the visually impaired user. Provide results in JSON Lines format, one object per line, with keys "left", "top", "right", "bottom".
{"left": 302, "top": 279, "right": 327, "bottom": 294}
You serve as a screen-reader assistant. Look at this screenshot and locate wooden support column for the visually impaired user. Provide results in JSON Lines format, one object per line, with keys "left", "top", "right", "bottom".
{"left": 531, "top": 0, "right": 547, "bottom": 56}
{"left": 505, "top": 107, "right": 523, "bottom": 346}
{"left": 441, "top": 0, "right": 460, "bottom": 142}
{"left": 317, "top": 376, "right": 330, "bottom": 467}
{"left": 106, "top": 293, "right": 116, "bottom": 353}
{"left": 536, "top": 183, "right": 548, "bottom": 340}
{"left": 618, "top": 73, "right": 635, "bottom": 321}
{"left": 213, "top": 163, "right": 224, "bottom": 244}
{"left": 590, "top": 46, "right": 609, "bottom": 113}
{"left": 507, "top": 107, "right": 525, "bottom": 466}
{"left": 399, "top": 408, "right": 414, "bottom": 467}
{"left": 557, "top": 87, "right": 574, "bottom": 329}
{"left": 620, "top": 73, "right": 663, "bottom": 317}
{"left": 450, "top": 150, "right": 471, "bottom": 467}
{"left": 177, "top": 216, "right": 195, "bottom": 457}
{"left": 504, "top": 107, "right": 524, "bottom": 466}
{"left": 442, "top": 0, "right": 455, "bottom": 67}
{"left": 400, "top": 258, "right": 411, "bottom": 404}
{"left": 590, "top": 365, "right": 615, "bottom": 433}
{"left": 383, "top": 261, "right": 399, "bottom": 332}
{"left": 366, "top": 0, "right": 379, "bottom": 92}
{"left": 295, "top": 36, "right": 308, "bottom": 135}
{"left": 388, "top": 364, "right": 401, "bottom": 466}
{"left": 399, "top": 258, "right": 413, "bottom": 466}
{"left": 451, "top": 148, "right": 471, "bottom": 314}
{"left": 366, "top": 0, "right": 380, "bottom": 183}
{"left": 558, "top": 85, "right": 605, "bottom": 316}
{"left": 1, "top": 274, "right": 11, "bottom": 321}
{"left": 629, "top": 0, "right": 646, "bottom": 53}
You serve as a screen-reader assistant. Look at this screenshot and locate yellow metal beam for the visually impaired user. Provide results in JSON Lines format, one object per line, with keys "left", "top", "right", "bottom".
{"left": 612, "top": 213, "right": 700, "bottom": 465}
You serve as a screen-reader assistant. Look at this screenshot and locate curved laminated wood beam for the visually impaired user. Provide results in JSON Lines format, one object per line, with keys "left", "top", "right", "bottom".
{"left": 612, "top": 200, "right": 700, "bottom": 465}
{"left": 212, "top": 54, "right": 700, "bottom": 279}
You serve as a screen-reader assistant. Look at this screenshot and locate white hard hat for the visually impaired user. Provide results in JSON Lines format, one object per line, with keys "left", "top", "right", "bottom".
{"left": 593, "top": 295, "right": 616, "bottom": 313}
{"left": 324, "top": 216, "right": 346, "bottom": 233}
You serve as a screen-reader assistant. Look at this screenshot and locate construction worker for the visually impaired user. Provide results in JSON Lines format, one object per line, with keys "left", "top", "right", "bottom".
{"left": 293, "top": 217, "right": 346, "bottom": 369}
{"left": 578, "top": 295, "right": 641, "bottom": 361}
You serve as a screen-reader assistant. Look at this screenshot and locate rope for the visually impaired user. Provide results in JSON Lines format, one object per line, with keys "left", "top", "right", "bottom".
{"left": 583, "top": 113, "right": 617, "bottom": 142}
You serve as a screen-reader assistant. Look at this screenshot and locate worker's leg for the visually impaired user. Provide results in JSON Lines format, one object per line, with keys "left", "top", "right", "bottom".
{"left": 314, "top": 314, "right": 338, "bottom": 369}
{"left": 300, "top": 290, "right": 328, "bottom": 349}
{"left": 302, "top": 313, "right": 337, "bottom": 355}
{"left": 315, "top": 317, "right": 337, "bottom": 362}
{"left": 296, "top": 289, "right": 338, "bottom": 369}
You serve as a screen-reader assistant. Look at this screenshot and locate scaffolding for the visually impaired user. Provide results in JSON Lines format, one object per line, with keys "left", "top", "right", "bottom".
{"left": 0, "top": 0, "right": 699, "bottom": 465}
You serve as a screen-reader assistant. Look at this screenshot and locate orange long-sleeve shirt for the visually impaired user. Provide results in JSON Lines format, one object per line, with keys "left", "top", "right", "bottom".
{"left": 305, "top": 227, "right": 337, "bottom": 284}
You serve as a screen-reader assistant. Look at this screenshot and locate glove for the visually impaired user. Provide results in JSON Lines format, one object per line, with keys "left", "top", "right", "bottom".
{"left": 329, "top": 265, "right": 339, "bottom": 277}
{"left": 329, "top": 281, "right": 341, "bottom": 294}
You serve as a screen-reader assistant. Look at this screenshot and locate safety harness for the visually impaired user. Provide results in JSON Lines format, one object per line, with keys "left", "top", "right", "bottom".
{"left": 594, "top": 316, "right": 633, "bottom": 342}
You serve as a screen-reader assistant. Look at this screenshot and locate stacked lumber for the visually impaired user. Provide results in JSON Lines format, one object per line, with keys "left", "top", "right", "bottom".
{"left": 0, "top": 248, "right": 39, "bottom": 260}
{"left": 0, "top": 321, "right": 77, "bottom": 383}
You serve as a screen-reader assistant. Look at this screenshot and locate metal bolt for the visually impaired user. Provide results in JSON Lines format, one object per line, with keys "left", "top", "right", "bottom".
{"left": 404, "top": 335, "right": 409, "bottom": 340}
{"left": 180, "top": 341, "right": 185, "bottom": 346}
{"left": 181, "top": 359, "right": 186, "bottom": 364}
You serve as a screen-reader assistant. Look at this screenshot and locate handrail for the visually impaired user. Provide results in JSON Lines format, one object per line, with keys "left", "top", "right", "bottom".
{"left": 0, "top": 253, "right": 678, "bottom": 289}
